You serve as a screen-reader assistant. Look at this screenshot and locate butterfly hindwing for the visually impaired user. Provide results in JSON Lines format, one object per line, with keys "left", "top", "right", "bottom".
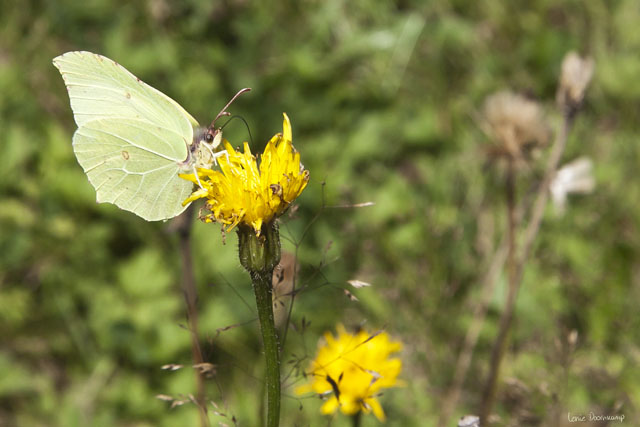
{"left": 73, "top": 118, "right": 193, "bottom": 220}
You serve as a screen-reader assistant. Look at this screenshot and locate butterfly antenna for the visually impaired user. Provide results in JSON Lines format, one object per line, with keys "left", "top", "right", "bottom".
{"left": 210, "top": 88, "right": 251, "bottom": 129}
{"left": 221, "top": 115, "right": 254, "bottom": 147}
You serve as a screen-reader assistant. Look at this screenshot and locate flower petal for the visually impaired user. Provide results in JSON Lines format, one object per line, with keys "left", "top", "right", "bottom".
{"left": 320, "top": 396, "right": 339, "bottom": 415}
{"left": 283, "top": 113, "right": 292, "bottom": 142}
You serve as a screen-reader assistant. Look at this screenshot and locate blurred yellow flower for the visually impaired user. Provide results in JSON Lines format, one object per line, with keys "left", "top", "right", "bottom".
{"left": 296, "top": 324, "right": 402, "bottom": 422}
{"left": 180, "top": 113, "right": 309, "bottom": 235}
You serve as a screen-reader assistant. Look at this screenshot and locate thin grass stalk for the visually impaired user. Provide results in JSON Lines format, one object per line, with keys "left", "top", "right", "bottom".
{"left": 437, "top": 236, "right": 509, "bottom": 427}
{"left": 176, "top": 205, "right": 209, "bottom": 427}
{"left": 480, "top": 159, "right": 518, "bottom": 424}
{"left": 479, "top": 110, "right": 576, "bottom": 424}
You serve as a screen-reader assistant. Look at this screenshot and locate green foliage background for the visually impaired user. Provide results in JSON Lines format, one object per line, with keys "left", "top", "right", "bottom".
{"left": 1, "top": 0, "right": 639, "bottom": 425}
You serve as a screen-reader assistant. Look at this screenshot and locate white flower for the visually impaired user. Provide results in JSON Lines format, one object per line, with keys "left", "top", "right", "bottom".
{"left": 550, "top": 157, "right": 595, "bottom": 214}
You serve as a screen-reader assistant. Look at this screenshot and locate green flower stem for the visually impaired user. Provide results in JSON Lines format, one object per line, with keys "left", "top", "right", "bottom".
{"left": 351, "top": 411, "right": 362, "bottom": 427}
{"left": 251, "top": 269, "right": 281, "bottom": 427}
{"left": 238, "top": 223, "right": 282, "bottom": 427}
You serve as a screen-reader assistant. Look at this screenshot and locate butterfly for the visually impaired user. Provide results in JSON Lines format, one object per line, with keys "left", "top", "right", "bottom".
{"left": 53, "top": 51, "right": 249, "bottom": 221}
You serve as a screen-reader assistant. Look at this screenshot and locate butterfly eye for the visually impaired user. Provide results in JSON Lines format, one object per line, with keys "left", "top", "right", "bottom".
{"left": 205, "top": 133, "right": 214, "bottom": 143}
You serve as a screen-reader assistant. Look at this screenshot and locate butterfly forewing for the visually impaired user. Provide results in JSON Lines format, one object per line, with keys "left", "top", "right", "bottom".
{"left": 53, "top": 51, "right": 197, "bottom": 133}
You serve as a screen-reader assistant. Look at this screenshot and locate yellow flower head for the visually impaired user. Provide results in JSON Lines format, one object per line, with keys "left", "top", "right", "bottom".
{"left": 180, "top": 113, "right": 309, "bottom": 235}
{"left": 296, "top": 325, "right": 403, "bottom": 422}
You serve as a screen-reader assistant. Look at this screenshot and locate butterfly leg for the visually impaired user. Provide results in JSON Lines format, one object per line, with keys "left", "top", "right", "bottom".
{"left": 201, "top": 144, "right": 230, "bottom": 167}
{"left": 212, "top": 149, "right": 229, "bottom": 166}
{"left": 191, "top": 164, "right": 205, "bottom": 190}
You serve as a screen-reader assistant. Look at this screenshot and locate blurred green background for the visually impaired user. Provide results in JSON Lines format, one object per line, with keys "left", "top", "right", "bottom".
{"left": 2, "top": 0, "right": 639, "bottom": 426}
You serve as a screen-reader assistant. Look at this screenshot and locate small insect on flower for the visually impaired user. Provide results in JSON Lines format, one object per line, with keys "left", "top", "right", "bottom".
{"left": 296, "top": 325, "right": 403, "bottom": 422}
{"left": 180, "top": 113, "right": 309, "bottom": 236}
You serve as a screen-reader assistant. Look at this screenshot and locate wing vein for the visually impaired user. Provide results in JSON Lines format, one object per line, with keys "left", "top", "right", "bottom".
{"left": 80, "top": 127, "right": 184, "bottom": 163}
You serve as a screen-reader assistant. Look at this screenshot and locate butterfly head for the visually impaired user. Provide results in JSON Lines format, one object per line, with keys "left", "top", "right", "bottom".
{"left": 203, "top": 127, "right": 222, "bottom": 148}
{"left": 193, "top": 127, "right": 222, "bottom": 150}
{"left": 189, "top": 127, "right": 223, "bottom": 169}
{"left": 184, "top": 88, "right": 251, "bottom": 171}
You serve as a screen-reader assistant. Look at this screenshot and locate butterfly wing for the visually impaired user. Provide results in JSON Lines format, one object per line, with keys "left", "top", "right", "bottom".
{"left": 73, "top": 118, "right": 193, "bottom": 221}
{"left": 53, "top": 51, "right": 198, "bottom": 220}
{"left": 53, "top": 51, "right": 198, "bottom": 129}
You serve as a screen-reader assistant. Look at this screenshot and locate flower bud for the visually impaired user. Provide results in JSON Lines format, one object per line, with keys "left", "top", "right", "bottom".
{"left": 557, "top": 51, "right": 595, "bottom": 115}
{"left": 238, "top": 222, "right": 281, "bottom": 274}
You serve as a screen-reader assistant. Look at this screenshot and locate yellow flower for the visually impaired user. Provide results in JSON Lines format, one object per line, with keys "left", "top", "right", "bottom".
{"left": 296, "top": 325, "right": 403, "bottom": 422}
{"left": 180, "top": 113, "right": 309, "bottom": 235}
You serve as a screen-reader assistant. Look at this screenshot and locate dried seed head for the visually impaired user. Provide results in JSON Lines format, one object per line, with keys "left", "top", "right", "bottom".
{"left": 557, "top": 52, "right": 595, "bottom": 114}
{"left": 482, "top": 91, "right": 551, "bottom": 163}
